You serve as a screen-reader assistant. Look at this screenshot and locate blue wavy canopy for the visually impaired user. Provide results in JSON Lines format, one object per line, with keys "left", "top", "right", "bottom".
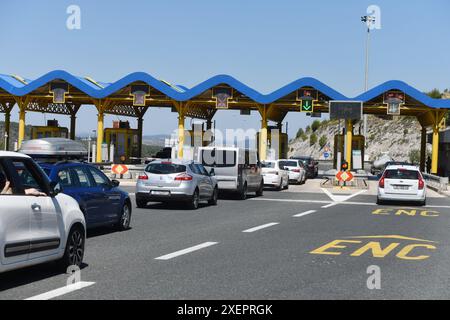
{"left": 0, "top": 70, "right": 449, "bottom": 108}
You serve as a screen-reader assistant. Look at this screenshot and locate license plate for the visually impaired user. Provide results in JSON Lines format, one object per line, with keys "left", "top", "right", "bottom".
{"left": 151, "top": 190, "right": 170, "bottom": 196}
{"left": 393, "top": 185, "right": 409, "bottom": 190}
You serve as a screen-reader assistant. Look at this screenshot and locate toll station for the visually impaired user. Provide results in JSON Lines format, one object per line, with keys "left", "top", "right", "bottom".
{"left": 0, "top": 71, "right": 449, "bottom": 175}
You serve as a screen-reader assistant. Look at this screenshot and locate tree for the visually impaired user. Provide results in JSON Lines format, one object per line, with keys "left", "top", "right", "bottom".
{"left": 310, "top": 133, "right": 317, "bottom": 146}
{"left": 311, "top": 120, "right": 321, "bottom": 132}
{"left": 408, "top": 149, "right": 420, "bottom": 165}
{"left": 296, "top": 128, "right": 304, "bottom": 139}
{"left": 319, "top": 135, "right": 327, "bottom": 149}
{"left": 426, "top": 88, "right": 442, "bottom": 99}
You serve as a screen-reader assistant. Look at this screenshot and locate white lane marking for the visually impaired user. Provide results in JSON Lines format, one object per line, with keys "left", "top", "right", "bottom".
{"left": 321, "top": 203, "right": 338, "bottom": 208}
{"left": 242, "top": 222, "right": 279, "bottom": 233}
{"left": 25, "top": 281, "right": 95, "bottom": 300}
{"left": 293, "top": 210, "right": 316, "bottom": 218}
{"left": 155, "top": 242, "right": 218, "bottom": 260}
{"left": 321, "top": 188, "right": 367, "bottom": 202}
{"left": 250, "top": 198, "right": 332, "bottom": 205}
{"left": 252, "top": 198, "right": 450, "bottom": 209}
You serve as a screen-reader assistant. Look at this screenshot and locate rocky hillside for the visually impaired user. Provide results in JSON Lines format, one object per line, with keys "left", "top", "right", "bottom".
{"left": 288, "top": 115, "right": 431, "bottom": 162}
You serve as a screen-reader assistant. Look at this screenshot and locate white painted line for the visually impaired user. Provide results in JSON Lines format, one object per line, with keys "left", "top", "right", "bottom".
{"left": 321, "top": 188, "right": 367, "bottom": 202}
{"left": 321, "top": 203, "right": 338, "bottom": 208}
{"left": 293, "top": 210, "right": 316, "bottom": 218}
{"left": 155, "top": 242, "right": 218, "bottom": 260}
{"left": 242, "top": 222, "right": 279, "bottom": 233}
{"left": 250, "top": 198, "right": 332, "bottom": 205}
{"left": 25, "top": 281, "right": 95, "bottom": 300}
{"left": 251, "top": 197, "right": 450, "bottom": 209}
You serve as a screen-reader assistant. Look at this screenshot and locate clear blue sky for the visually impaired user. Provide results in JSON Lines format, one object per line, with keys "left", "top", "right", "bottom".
{"left": 1, "top": 0, "right": 449, "bottom": 138}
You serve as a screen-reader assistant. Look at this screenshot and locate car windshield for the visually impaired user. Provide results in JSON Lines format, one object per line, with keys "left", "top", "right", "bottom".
{"left": 145, "top": 163, "right": 186, "bottom": 174}
{"left": 384, "top": 169, "right": 420, "bottom": 180}
{"left": 279, "top": 161, "right": 297, "bottom": 167}
{"left": 261, "top": 162, "right": 275, "bottom": 168}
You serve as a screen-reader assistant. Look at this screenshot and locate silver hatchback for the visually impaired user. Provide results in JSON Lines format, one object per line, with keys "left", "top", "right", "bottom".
{"left": 135, "top": 160, "right": 218, "bottom": 209}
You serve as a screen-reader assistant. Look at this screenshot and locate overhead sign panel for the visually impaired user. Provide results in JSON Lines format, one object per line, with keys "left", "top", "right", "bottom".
{"left": 329, "top": 101, "right": 363, "bottom": 120}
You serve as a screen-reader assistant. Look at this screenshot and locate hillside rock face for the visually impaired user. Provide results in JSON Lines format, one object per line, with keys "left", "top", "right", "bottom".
{"left": 288, "top": 115, "right": 430, "bottom": 162}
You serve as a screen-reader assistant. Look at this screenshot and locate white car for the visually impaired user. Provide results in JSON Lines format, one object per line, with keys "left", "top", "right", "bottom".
{"left": 279, "top": 159, "right": 306, "bottom": 184}
{"left": 0, "top": 151, "right": 86, "bottom": 274}
{"left": 261, "top": 160, "right": 289, "bottom": 190}
{"left": 377, "top": 165, "right": 426, "bottom": 206}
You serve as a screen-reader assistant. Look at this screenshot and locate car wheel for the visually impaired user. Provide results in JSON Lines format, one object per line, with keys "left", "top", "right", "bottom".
{"left": 420, "top": 199, "right": 426, "bottom": 206}
{"left": 208, "top": 187, "right": 218, "bottom": 206}
{"left": 238, "top": 183, "right": 248, "bottom": 200}
{"left": 376, "top": 197, "right": 383, "bottom": 205}
{"left": 283, "top": 180, "right": 289, "bottom": 190}
{"left": 188, "top": 189, "right": 200, "bottom": 209}
{"left": 60, "top": 225, "right": 85, "bottom": 270}
{"left": 136, "top": 198, "right": 147, "bottom": 208}
{"left": 256, "top": 180, "right": 264, "bottom": 197}
{"left": 116, "top": 202, "right": 132, "bottom": 231}
{"left": 276, "top": 179, "right": 283, "bottom": 191}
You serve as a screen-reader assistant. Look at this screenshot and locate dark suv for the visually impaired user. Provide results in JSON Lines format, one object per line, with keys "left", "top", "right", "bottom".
{"left": 290, "top": 156, "right": 319, "bottom": 178}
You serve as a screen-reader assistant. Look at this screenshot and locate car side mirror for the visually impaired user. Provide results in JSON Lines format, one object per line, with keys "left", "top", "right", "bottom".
{"left": 50, "top": 181, "right": 62, "bottom": 197}
{"left": 209, "top": 168, "right": 215, "bottom": 176}
{"left": 111, "top": 179, "right": 120, "bottom": 187}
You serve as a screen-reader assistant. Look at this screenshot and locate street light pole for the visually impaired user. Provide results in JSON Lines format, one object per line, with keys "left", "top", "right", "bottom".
{"left": 361, "top": 15, "right": 375, "bottom": 141}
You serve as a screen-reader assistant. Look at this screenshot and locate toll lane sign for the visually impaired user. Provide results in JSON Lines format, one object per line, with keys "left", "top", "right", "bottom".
{"left": 301, "top": 99, "right": 313, "bottom": 112}
{"left": 336, "top": 170, "right": 353, "bottom": 182}
{"left": 112, "top": 164, "right": 129, "bottom": 175}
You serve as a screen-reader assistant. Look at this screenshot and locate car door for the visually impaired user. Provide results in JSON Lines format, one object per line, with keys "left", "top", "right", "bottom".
{"left": 8, "top": 158, "right": 62, "bottom": 260}
{"left": 189, "top": 164, "right": 207, "bottom": 199}
{"left": 70, "top": 165, "right": 98, "bottom": 225}
{"left": 0, "top": 160, "right": 32, "bottom": 265}
{"left": 86, "top": 165, "right": 122, "bottom": 222}
{"left": 196, "top": 164, "right": 214, "bottom": 198}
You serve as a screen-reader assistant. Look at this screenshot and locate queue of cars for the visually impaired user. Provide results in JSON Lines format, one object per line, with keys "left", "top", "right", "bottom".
{"left": 0, "top": 139, "right": 318, "bottom": 274}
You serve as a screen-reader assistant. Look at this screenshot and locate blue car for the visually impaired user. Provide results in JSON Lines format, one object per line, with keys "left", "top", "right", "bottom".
{"left": 39, "top": 161, "right": 132, "bottom": 231}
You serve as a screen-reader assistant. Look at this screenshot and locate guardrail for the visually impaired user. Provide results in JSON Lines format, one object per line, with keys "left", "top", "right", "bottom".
{"left": 422, "top": 173, "right": 448, "bottom": 192}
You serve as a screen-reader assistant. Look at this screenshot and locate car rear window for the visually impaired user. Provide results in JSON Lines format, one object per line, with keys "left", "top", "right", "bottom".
{"left": 200, "top": 150, "right": 236, "bottom": 167}
{"left": 279, "top": 161, "right": 297, "bottom": 167}
{"left": 261, "top": 162, "right": 275, "bottom": 168}
{"left": 145, "top": 163, "right": 186, "bottom": 174}
{"left": 384, "top": 169, "right": 420, "bottom": 180}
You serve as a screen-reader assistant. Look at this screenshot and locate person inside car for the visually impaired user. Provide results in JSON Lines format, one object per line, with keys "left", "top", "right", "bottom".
{"left": 0, "top": 170, "right": 46, "bottom": 196}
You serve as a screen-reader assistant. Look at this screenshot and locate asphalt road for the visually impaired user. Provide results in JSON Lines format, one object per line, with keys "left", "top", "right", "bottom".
{"left": 1, "top": 181, "right": 450, "bottom": 300}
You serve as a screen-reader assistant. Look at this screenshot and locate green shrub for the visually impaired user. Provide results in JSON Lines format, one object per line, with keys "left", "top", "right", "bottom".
{"left": 319, "top": 135, "right": 327, "bottom": 148}
{"left": 408, "top": 149, "right": 420, "bottom": 164}
{"left": 310, "top": 133, "right": 317, "bottom": 146}
{"left": 311, "top": 120, "right": 321, "bottom": 132}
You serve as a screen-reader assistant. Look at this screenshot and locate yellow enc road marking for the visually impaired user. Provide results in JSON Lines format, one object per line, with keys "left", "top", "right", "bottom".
{"left": 372, "top": 208, "right": 440, "bottom": 217}
{"left": 310, "top": 235, "right": 437, "bottom": 260}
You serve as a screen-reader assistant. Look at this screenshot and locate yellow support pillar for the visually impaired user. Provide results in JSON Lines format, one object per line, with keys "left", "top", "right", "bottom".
{"left": 431, "top": 124, "right": 439, "bottom": 175}
{"left": 96, "top": 106, "right": 104, "bottom": 163}
{"left": 177, "top": 104, "right": 185, "bottom": 159}
{"left": 259, "top": 105, "right": 268, "bottom": 161}
{"left": 345, "top": 119, "right": 353, "bottom": 170}
{"left": 18, "top": 105, "right": 26, "bottom": 148}
{"left": 4, "top": 109, "right": 11, "bottom": 150}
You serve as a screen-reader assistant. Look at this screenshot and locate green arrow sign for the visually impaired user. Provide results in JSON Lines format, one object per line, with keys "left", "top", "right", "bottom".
{"left": 301, "top": 99, "right": 313, "bottom": 112}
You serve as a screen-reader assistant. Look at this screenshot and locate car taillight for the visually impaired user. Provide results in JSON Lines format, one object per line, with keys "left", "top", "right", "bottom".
{"left": 175, "top": 173, "right": 193, "bottom": 181}
{"left": 379, "top": 177, "right": 385, "bottom": 188}
{"left": 292, "top": 168, "right": 300, "bottom": 173}
{"left": 138, "top": 174, "right": 148, "bottom": 180}
{"left": 418, "top": 177, "right": 425, "bottom": 190}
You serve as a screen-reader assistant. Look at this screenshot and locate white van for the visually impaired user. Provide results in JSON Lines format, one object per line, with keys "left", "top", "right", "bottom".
{"left": 198, "top": 147, "right": 263, "bottom": 199}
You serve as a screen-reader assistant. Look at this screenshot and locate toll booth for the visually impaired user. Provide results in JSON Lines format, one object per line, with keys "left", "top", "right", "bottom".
{"left": 333, "top": 134, "right": 365, "bottom": 170}
{"left": 104, "top": 121, "right": 140, "bottom": 164}
{"left": 31, "top": 120, "right": 68, "bottom": 139}
{"left": 256, "top": 126, "right": 289, "bottom": 160}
